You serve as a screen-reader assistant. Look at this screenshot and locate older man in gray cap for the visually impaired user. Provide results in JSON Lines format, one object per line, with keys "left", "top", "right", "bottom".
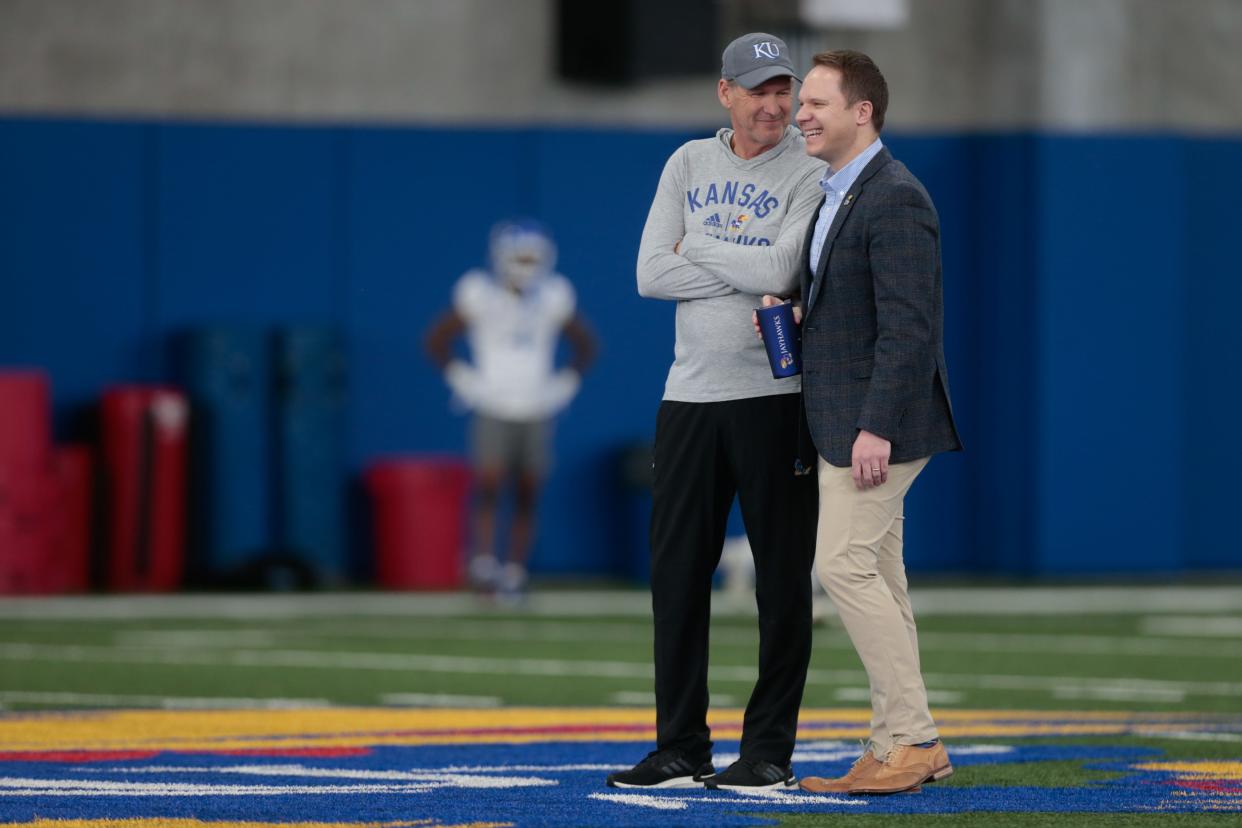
{"left": 606, "top": 33, "right": 825, "bottom": 791}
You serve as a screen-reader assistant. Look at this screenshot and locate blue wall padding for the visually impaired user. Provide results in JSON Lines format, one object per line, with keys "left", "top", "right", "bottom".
{"left": 174, "top": 327, "right": 272, "bottom": 576}
{"left": 1, "top": 116, "right": 1237, "bottom": 576}
{"left": 0, "top": 120, "right": 152, "bottom": 430}
{"left": 1181, "top": 138, "right": 1242, "bottom": 570}
{"left": 963, "top": 135, "right": 1041, "bottom": 575}
{"left": 273, "top": 326, "right": 348, "bottom": 581}
{"left": 1033, "top": 137, "right": 1186, "bottom": 573}
{"left": 153, "top": 125, "right": 344, "bottom": 338}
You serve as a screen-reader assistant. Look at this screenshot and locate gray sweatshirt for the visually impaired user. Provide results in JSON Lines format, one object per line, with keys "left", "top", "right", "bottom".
{"left": 637, "top": 125, "right": 826, "bottom": 402}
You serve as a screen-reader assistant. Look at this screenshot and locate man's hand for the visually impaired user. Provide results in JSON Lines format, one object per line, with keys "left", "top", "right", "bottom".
{"left": 852, "top": 429, "right": 891, "bottom": 490}
{"left": 751, "top": 294, "right": 803, "bottom": 339}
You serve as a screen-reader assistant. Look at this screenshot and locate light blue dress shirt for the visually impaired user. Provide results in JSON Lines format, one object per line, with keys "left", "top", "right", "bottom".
{"left": 808, "top": 138, "right": 884, "bottom": 274}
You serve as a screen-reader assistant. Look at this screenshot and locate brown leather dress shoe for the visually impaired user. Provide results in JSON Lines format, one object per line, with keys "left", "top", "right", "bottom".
{"left": 801, "top": 751, "right": 924, "bottom": 795}
{"left": 800, "top": 751, "right": 881, "bottom": 793}
{"left": 849, "top": 741, "right": 953, "bottom": 795}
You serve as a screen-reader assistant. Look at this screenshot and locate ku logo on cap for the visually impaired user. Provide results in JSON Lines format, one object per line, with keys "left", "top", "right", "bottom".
{"left": 753, "top": 42, "right": 780, "bottom": 60}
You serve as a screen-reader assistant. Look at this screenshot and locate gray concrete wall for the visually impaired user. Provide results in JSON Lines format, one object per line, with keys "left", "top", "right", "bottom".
{"left": 1, "top": 0, "right": 1239, "bottom": 131}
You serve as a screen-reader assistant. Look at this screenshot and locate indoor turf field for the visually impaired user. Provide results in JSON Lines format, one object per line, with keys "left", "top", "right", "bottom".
{"left": 0, "top": 585, "right": 1239, "bottom": 826}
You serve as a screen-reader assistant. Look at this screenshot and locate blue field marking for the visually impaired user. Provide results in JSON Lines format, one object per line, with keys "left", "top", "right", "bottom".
{"left": 1, "top": 740, "right": 1237, "bottom": 824}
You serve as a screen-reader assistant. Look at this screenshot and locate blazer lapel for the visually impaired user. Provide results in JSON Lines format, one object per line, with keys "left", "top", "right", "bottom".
{"left": 806, "top": 148, "right": 892, "bottom": 312}
{"left": 799, "top": 194, "right": 823, "bottom": 308}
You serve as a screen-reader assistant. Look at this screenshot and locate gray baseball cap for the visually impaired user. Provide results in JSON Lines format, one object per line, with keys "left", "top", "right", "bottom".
{"left": 721, "top": 33, "right": 799, "bottom": 89}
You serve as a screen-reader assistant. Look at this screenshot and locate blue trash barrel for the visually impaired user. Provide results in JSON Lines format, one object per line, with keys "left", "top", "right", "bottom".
{"left": 272, "top": 326, "right": 347, "bottom": 583}
{"left": 175, "top": 327, "right": 272, "bottom": 580}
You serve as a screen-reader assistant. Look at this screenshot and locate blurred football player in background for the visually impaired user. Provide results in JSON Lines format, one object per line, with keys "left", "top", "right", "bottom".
{"left": 425, "top": 220, "right": 596, "bottom": 602}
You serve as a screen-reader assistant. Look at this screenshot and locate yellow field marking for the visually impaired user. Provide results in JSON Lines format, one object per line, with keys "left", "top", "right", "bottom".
{"left": 0, "top": 708, "right": 649, "bottom": 752}
{"left": 0, "top": 821, "right": 511, "bottom": 828}
{"left": 1135, "top": 760, "right": 1242, "bottom": 779}
{"left": 0, "top": 708, "right": 1219, "bottom": 754}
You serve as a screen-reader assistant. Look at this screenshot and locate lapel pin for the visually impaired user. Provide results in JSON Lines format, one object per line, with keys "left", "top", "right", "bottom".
{"left": 844, "top": 193, "right": 855, "bottom": 206}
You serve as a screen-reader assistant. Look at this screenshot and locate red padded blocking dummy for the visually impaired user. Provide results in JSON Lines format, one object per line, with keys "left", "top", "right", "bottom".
{"left": 0, "top": 447, "right": 94, "bottom": 594}
{"left": 48, "top": 446, "right": 93, "bottom": 592}
{"left": 100, "top": 387, "right": 188, "bottom": 591}
{"left": 366, "top": 458, "right": 471, "bottom": 589}
{"left": 0, "top": 371, "right": 54, "bottom": 593}
{"left": 0, "top": 465, "right": 57, "bottom": 593}
{"left": 0, "top": 372, "right": 51, "bottom": 469}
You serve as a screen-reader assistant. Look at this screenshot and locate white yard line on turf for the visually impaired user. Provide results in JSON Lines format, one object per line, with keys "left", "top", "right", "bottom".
{"left": 0, "top": 641, "right": 664, "bottom": 679}
{"left": 5, "top": 641, "right": 1242, "bottom": 699}
{"left": 589, "top": 793, "right": 688, "bottom": 810}
{"left": 0, "top": 691, "right": 331, "bottom": 709}
{"left": 87, "top": 765, "right": 557, "bottom": 788}
{"left": 0, "top": 779, "right": 437, "bottom": 796}
{"left": 104, "top": 620, "right": 759, "bottom": 648}
{"left": 1050, "top": 685, "right": 1186, "bottom": 703}
{"left": 914, "top": 670, "right": 1241, "bottom": 697}
{"left": 0, "top": 773, "right": 554, "bottom": 796}
{"left": 911, "top": 587, "right": 1242, "bottom": 615}
{"left": 610, "top": 690, "right": 737, "bottom": 706}
{"left": 1, "top": 586, "right": 1241, "bottom": 619}
{"left": 59, "top": 618, "right": 1242, "bottom": 662}
{"left": 294, "top": 619, "right": 761, "bottom": 646}
{"left": 1133, "top": 729, "right": 1242, "bottom": 742}
{"left": 380, "top": 692, "right": 502, "bottom": 708}
{"left": 913, "top": 630, "right": 1242, "bottom": 659}
{"left": 113, "top": 630, "right": 280, "bottom": 648}
{"left": 609, "top": 691, "right": 657, "bottom": 706}
{"left": 1140, "top": 615, "right": 1242, "bottom": 637}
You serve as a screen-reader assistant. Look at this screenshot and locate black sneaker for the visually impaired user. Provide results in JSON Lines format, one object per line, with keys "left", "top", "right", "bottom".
{"left": 606, "top": 749, "right": 716, "bottom": 788}
{"left": 704, "top": 758, "right": 796, "bottom": 791}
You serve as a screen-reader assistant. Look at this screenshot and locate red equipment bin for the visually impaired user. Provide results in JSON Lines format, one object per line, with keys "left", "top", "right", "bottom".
{"left": 0, "top": 371, "right": 51, "bottom": 469}
{"left": 366, "top": 458, "right": 471, "bottom": 590}
{"left": 100, "top": 387, "right": 188, "bottom": 591}
{"left": 0, "top": 448, "right": 92, "bottom": 594}
{"left": 0, "top": 370, "right": 55, "bottom": 594}
{"left": 0, "top": 463, "right": 57, "bottom": 594}
{"left": 47, "top": 445, "right": 93, "bottom": 593}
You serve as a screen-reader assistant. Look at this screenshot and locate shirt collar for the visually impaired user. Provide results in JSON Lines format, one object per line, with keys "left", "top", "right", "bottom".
{"left": 819, "top": 137, "right": 884, "bottom": 196}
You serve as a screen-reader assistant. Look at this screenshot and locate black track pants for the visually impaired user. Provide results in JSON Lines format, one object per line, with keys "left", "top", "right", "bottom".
{"left": 649, "top": 394, "right": 818, "bottom": 765}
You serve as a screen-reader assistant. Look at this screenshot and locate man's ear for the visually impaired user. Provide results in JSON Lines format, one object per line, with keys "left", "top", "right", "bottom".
{"left": 717, "top": 78, "right": 733, "bottom": 110}
{"left": 856, "top": 100, "right": 874, "bottom": 127}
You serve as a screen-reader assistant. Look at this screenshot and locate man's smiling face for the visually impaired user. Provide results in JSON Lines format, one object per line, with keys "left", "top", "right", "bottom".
{"left": 719, "top": 75, "right": 794, "bottom": 158}
{"left": 796, "top": 65, "right": 866, "bottom": 168}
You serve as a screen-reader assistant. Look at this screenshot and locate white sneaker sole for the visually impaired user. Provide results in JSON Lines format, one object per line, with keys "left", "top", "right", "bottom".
{"left": 709, "top": 778, "right": 797, "bottom": 792}
{"left": 609, "top": 775, "right": 712, "bottom": 789}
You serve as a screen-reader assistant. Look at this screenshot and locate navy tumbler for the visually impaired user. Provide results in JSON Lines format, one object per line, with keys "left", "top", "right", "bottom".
{"left": 756, "top": 303, "right": 802, "bottom": 378}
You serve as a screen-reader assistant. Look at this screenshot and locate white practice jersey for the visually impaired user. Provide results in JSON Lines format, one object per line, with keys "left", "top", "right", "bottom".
{"left": 453, "top": 269, "right": 576, "bottom": 421}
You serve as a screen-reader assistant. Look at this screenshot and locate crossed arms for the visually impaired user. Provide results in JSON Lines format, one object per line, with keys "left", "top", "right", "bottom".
{"left": 636, "top": 148, "right": 823, "bottom": 301}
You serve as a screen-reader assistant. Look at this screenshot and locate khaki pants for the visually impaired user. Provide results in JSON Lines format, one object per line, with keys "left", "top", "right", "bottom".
{"left": 815, "top": 456, "right": 938, "bottom": 758}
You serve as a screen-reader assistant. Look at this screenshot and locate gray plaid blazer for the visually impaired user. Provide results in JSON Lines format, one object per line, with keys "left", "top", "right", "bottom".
{"left": 797, "top": 147, "right": 962, "bottom": 468}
